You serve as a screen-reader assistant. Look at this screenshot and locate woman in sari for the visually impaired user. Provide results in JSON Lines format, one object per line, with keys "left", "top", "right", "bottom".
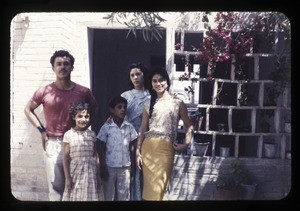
{"left": 121, "top": 62, "right": 150, "bottom": 200}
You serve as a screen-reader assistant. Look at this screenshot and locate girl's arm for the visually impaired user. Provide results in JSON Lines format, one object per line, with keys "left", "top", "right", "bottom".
{"left": 93, "top": 141, "right": 101, "bottom": 186}
{"left": 136, "top": 108, "right": 149, "bottom": 170}
{"left": 63, "top": 142, "right": 72, "bottom": 193}
{"left": 173, "top": 101, "right": 194, "bottom": 152}
{"left": 93, "top": 141, "right": 100, "bottom": 168}
{"left": 180, "top": 101, "right": 194, "bottom": 145}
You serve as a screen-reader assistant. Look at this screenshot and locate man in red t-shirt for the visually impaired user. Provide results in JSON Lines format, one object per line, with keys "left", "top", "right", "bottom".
{"left": 24, "top": 50, "right": 98, "bottom": 201}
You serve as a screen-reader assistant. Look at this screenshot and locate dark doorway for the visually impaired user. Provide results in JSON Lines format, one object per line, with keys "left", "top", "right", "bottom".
{"left": 88, "top": 28, "right": 166, "bottom": 134}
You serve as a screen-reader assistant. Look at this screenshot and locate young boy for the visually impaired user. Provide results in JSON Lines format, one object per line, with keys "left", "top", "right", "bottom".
{"left": 97, "top": 96, "right": 137, "bottom": 201}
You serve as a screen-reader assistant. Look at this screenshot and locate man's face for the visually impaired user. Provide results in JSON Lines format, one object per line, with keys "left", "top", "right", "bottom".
{"left": 52, "top": 56, "right": 73, "bottom": 78}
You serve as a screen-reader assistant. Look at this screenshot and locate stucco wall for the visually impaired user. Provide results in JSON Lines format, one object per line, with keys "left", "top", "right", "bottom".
{"left": 10, "top": 12, "right": 108, "bottom": 201}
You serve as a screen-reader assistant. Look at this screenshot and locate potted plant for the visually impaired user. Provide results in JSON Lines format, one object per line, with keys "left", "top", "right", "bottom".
{"left": 215, "top": 159, "right": 257, "bottom": 200}
{"left": 215, "top": 174, "right": 241, "bottom": 200}
{"left": 215, "top": 159, "right": 241, "bottom": 200}
{"left": 263, "top": 139, "right": 277, "bottom": 158}
{"left": 230, "top": 159, "right": 257, "bottom": 200}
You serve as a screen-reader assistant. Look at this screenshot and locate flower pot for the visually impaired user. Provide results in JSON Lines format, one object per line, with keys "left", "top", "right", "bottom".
{"left": 263, "top": 143, "right": 277, "bottom": 158}
{"left": 286, "top": 151, "right": 291, "bottom": 160}
{"left": 194, "top": 142, "right": 209, "bottom": 157}
{"left": 284, "top": 122, "right": 291, "bottom": 133}
{"left": 220, "top": 147, "right": 230, "bottom": 157}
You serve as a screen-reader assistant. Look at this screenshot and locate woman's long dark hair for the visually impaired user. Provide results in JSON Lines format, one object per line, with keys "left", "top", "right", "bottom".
{"left": 147, "top": 66, "right": 171, "bottom": 118}
{"left": 127, "top": 62, "right": 148, "bottom": 90}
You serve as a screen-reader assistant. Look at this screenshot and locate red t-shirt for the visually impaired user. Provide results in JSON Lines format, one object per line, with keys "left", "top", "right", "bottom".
{"left": 32, "top": 82, "right": 97, "bottom": 137}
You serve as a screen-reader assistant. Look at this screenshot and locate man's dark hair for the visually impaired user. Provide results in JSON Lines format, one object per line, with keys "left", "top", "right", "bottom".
{"left": 50, "top": 50, "right": 75, "bottom": 66}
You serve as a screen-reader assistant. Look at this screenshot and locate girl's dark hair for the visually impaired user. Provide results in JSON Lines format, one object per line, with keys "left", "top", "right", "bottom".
{"left": 69, "top": 102, "right": 91, "bottom": 127}
{"left": 109, "top": 96, "right": 128, "bottom": 109}
{"left": 50, "top": 50, "right": 75, "bottom": 67}
{"left": 127, "top": 62, "right": 148, "bottom": 89}
{"left": 148, "top": 66, "right": 171, "bottom": 118}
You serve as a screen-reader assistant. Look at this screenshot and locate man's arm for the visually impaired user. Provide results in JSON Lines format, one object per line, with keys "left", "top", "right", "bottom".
{"left": 24, "top": 99, "right": 48, "bottom": 150}
{"left": 24, "top": 99, "right": 42, "bottom": 128}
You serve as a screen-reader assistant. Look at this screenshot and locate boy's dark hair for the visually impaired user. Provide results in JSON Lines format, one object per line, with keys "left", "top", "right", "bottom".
{"left": 109, "top": 96, "right": 128, "bottom": 109}
{"left": 50, "top": 50, "right": 75, "bottom": 66}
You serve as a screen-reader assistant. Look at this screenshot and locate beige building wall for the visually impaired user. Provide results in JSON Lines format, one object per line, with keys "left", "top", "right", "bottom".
{"left": 10, "top": 12, "right": 192, "bottom": 201}
{"left": 10, "top": 12, "right": 122, "bottom": 200}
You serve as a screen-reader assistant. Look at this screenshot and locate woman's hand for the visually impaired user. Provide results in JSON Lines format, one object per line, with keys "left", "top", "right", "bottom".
{"left": 173, "top": 142, "right": 188, "bottom": 152}
{"left": 105, "top": 115, "right": 113, "bottom": 124}
{"left": 136, "top": 150, "right": 143, "bottom": 170}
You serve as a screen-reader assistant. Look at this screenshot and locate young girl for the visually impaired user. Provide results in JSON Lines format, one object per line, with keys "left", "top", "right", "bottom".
{"left": 62, "top": 102, "right": 103, "bottom": 201}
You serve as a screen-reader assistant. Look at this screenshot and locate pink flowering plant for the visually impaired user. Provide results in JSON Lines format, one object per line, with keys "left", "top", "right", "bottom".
{"left": 177, "top": 12, "right": 290, "bottom": 105}
{"left": 198, "top": 12, "right": 289, "bottom": 80}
